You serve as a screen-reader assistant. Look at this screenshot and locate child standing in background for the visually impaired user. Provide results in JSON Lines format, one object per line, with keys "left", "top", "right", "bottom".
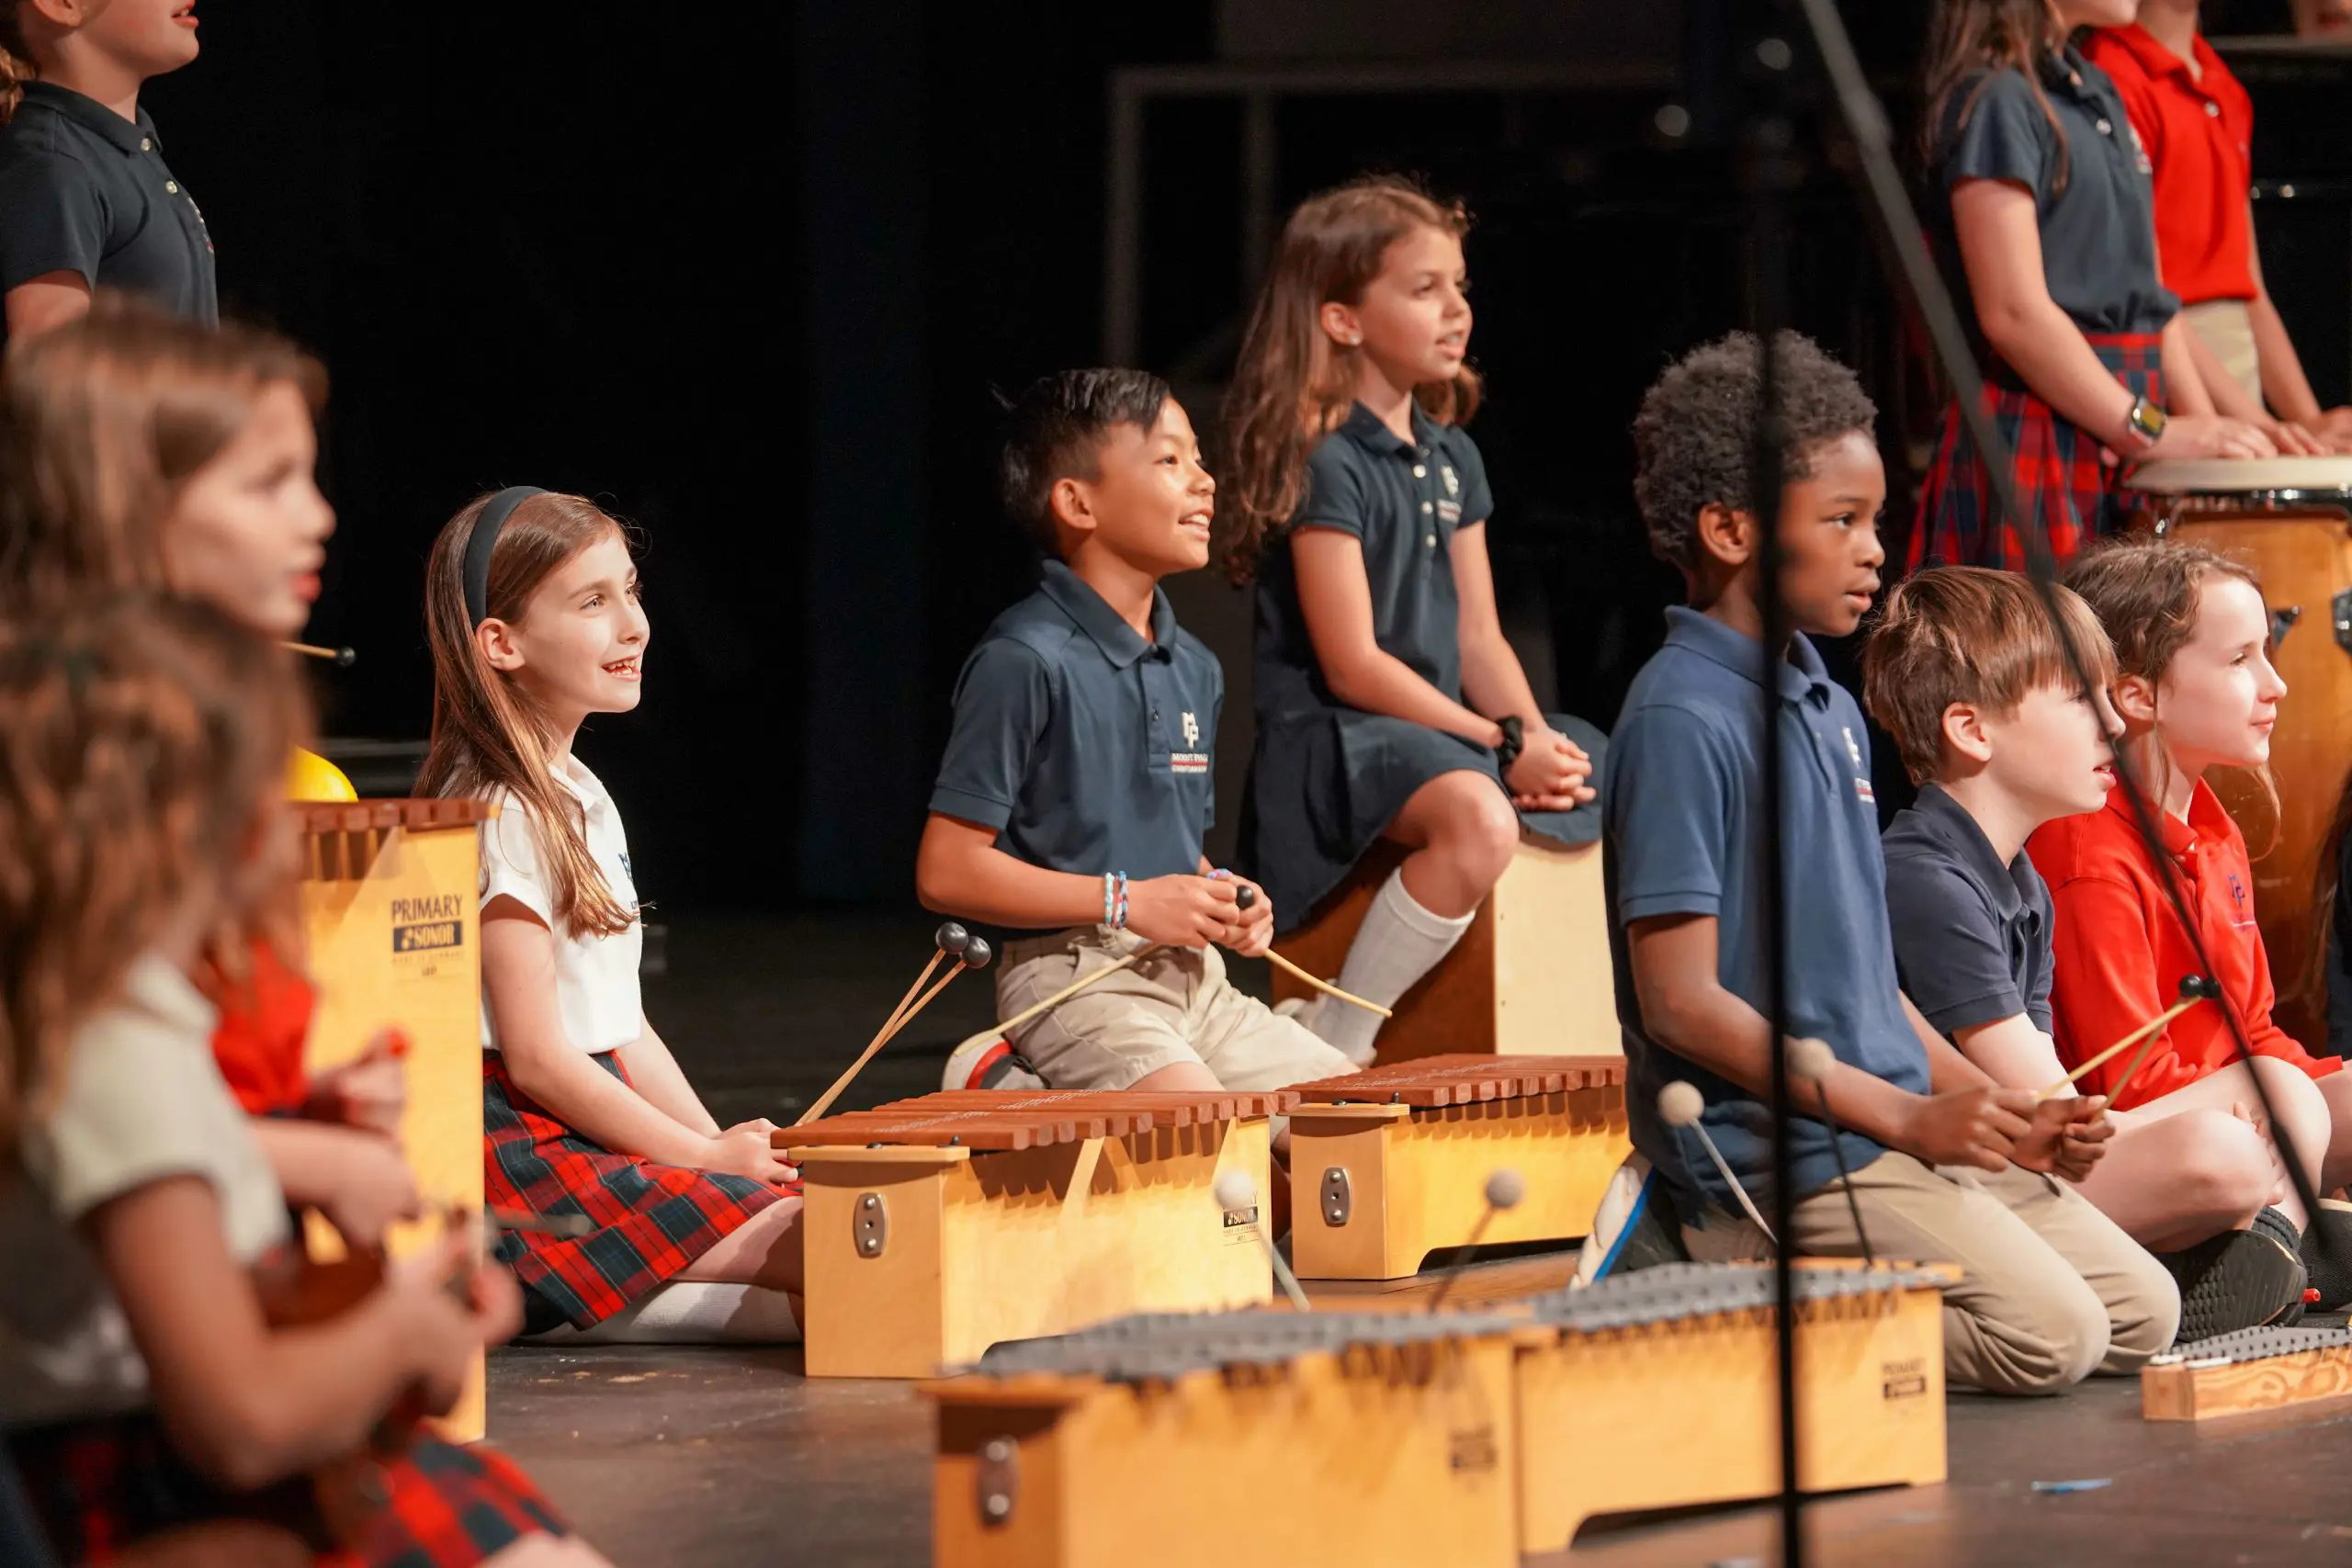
{"left": 1220, "top": 175, "right": 1604, "bottom": 1066}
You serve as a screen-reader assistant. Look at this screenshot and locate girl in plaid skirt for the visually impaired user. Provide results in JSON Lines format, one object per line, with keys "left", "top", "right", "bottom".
{"left": 418, "top": 490, "right": 803, "bottom": 1339}
{"left": 0, "top": 599, "right": 603, "bottom": 1568}
{"left": 1911, "top": 0, "right": 2288, "bottom": 574}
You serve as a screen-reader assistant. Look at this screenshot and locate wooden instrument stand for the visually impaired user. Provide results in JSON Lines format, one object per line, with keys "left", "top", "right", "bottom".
{"left": 1285, "top": 1055, "right": 1629, "bottom": 1280}
{"left": 296, "top": 798, "right": 492, "bottom": 1440}
{"left": 786, "top": 1090, "right": 1289, "bottom": 1378}
{"left": 1269, "top": 834, "right": 1620, "bottom": 1064}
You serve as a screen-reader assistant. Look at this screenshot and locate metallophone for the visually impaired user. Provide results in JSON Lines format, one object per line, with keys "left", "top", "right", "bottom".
{"left": 2142, "top": 1323, "right": 2352, "bottom": 1422}
{"left": 784, "top": 1089, "right": 1297, "bottom": 1378}
{"left": 1283, "top": 1055, "right": 1631, "bottom": 1280}
{"left": 921, "top": 1260, "right": 1954, "bottom": 1567}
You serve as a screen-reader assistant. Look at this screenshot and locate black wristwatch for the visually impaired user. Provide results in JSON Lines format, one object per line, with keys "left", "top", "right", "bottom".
{"left": 1495, "top": 716, "right": 1524, "bottom": 772}
{"left": 2124, "top": 395, "right": 2168, "bottom": 451}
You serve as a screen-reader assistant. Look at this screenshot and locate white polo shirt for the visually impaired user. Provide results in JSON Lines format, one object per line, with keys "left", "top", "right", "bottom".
{"left": 478, "top": 756, "right": 644, "bottom": 1056}
{"left": 2, "top": 955, "right": 289, "bottom": 1429}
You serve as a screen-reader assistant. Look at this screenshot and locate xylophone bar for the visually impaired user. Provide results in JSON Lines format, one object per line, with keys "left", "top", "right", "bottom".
{"left": 2143, "top": 1324, "right": 2352, "bottom": 1421}
{"left": 1289, "top": 1053, "right": 1626, "bottom": 1109}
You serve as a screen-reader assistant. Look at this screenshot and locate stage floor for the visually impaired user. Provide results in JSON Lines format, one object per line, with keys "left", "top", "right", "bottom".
{"left": 481, "top": 911, "right": 2352, "bottom": 1565}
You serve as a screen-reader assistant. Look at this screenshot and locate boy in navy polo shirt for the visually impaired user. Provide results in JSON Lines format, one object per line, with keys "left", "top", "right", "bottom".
{"left": 1868, "top": 566, "right": 2309, "bottom": 1339}
{"left": 1605, "top": 333, "right": 2177, "bottom": 1393}
{"left": 0, "top": 0, "right": 213, "bottom": 343}
{"left": 919, "top": 369, "right": 1357, "bottom": 1103}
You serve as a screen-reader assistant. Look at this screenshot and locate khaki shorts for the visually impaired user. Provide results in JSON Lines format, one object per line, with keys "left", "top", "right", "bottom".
{"left": 997, "top": 927, "right": 1360, "bottom": 1093}
{"left": 2184, "top": 298, "right": 2261, "bottom": 405}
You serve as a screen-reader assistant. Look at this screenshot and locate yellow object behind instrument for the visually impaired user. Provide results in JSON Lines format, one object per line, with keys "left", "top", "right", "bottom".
{"left": 287, "top": 747, "right": 357, "bottom": 802}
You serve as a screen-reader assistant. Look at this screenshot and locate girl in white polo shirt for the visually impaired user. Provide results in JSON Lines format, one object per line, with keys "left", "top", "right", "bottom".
{"left": 419, "top": 487, "right": 803, "bottom": 1340}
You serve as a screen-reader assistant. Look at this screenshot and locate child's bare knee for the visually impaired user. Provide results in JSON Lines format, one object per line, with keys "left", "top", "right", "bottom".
{"left": 2172, "top": 1110, "right": 2276, "bottom": 1218}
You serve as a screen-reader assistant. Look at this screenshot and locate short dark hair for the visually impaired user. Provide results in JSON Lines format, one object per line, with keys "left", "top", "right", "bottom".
{"left": 999, "top": 368, "right": 1171, "bottom": 552}
{"left": 1630, "top": 331, "right": 1878, "bottom": 572}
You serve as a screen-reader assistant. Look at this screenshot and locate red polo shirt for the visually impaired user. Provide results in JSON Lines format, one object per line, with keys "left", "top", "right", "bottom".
{"left": 2028, "top": 780, "right": 2338, "bottom": 1110}
{"left": 207, "top": 937, "right": 316, "bottom": 1115}
{"left": 2084, "top": 26, "right": 2257, "bottom": 307}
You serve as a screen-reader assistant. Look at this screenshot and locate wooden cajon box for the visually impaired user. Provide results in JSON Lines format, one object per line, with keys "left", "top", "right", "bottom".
{"left": 297, "top": 799, "right": 491, "bottom": 1441}
{"left": 1271, "top": 833, "right": 1620, "bottom": 1063}
{"left": 791, "top": 1117, "right": 1272, "bottom": 1380}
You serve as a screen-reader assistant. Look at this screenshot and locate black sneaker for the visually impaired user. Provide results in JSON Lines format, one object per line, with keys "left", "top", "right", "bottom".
{"left": 2164, "top": 1206, "right": 2308, "bottom": 1345}
{"left": 2301, "top": 1198, "right": 2352, "bottom": 1311}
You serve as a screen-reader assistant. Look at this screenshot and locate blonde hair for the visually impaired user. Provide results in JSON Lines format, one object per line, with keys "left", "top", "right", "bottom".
{"left": 0, "top": 292, "right": 326, "bottom": 622}
{"left": 1217, "top": 175, "right": 1481, "bottom": 583}
{"left": 1863, "top": 566, "right": 2117, "bottom": 785}
{"left": 416, "top": 491, "right": 636, "bottom": 938}
{"left": 0, "top": 595, "right": 308, "bottom": 1155}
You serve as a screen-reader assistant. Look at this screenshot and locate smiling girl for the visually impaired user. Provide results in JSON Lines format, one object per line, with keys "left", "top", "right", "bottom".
{"left": 419, "top": 490, "right": 803, "bottom": 1342}
{"left": 1219, "top": 175, "right": 1605, "bottom": 1065}
{"left": 2030, "top": 536, "right": 2352, "bottom": 1296}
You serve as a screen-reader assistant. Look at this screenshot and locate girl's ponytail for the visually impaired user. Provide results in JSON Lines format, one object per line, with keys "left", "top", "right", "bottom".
{"left": 0, "top": 3, "right": 35, "bottom": 125}
{"left": 1217, "top": 175, "right": 1480, "bottom": 585}
{"left": 417, "top": 491, "right": 636, "bottom": 940}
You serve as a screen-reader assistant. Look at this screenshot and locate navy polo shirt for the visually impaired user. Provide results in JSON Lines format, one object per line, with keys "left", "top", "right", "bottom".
{"left": 1883, "top": 784, "right": 2056, "bottom": 1038}
{"left": 1252, "top": 402, "right": 1493, "bottom": 715}
{"left": 1928, "top": 48, "right": 2177, "bottom": 367}
{"left": 0, "top": 83, "right": 216, "bottom": 333}
{"left": 932, "top": 560, "right": 1221, "bottom": 889}
{"left": 1603, "top": 608, "right": 1928, "bottom": 1221}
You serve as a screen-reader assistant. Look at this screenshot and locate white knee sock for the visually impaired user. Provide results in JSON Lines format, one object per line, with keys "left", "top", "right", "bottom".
{"left": 520, "top": 1281, "right": 802, "bottom": 1345}
{"left": 1309, "top": 869, "right": 1476, "bottom": 1065}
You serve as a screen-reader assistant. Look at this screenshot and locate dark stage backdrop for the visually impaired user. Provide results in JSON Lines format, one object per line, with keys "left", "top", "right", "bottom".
{"left": 142, "top": 4, "right": 2319, "bottom": 912}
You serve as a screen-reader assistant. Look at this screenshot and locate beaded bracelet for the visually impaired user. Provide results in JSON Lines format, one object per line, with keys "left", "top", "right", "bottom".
{"left": 1113, "top": 872, "right": 1129, "bottom": 930}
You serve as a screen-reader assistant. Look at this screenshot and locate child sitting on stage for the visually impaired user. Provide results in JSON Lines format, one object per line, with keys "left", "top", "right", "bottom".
{"left": 920, "top": 368, "right": 1356, "bottom": 1103}
{"left": 420, "top": 488, "right": 804, "bottom": 1342}
{"left": 0, "top": 294, "right": 416, "bottom": 1252}
{"left": 2032, "top": 536, "right": 2352, "bottom": 1302}
{"left": 1218, "top": 175, "right": 1604, "bottom": 1066}
{"left": 0, "top": 595, "right": 597, "bottom": 1568}
{"left": 1607, "top": 331, "right": 2177, "bottom": 1393}
{"left": 1868, "top": 566, "right": 2308, "bottom": 1338}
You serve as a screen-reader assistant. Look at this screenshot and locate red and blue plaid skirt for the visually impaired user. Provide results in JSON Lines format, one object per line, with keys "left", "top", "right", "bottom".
{"left": 7, "top": 1413, "right": 567, "bottom": 1566}
{"left": 1907, "top": 333, "right": 2164, "bottom": 574}
{"left": 483, "top": 1050, "right": 786, "bottom": 1328}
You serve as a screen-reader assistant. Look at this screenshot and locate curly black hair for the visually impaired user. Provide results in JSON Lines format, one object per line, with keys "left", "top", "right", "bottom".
{"left": 999, "top": 367, "right": 1171, "bottom": 554}
{"left": 1630, "top": 331, "right": 1878, "bottom": 573}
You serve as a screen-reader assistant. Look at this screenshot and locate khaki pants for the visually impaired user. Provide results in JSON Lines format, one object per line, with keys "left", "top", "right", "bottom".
{"left": 996, "top": 926, "right": 1359, "bottom": 1093}
{"left": 1682, "top": 1152, "right": 2179, "bottom": 1395}
{"left": 2184, "top": 299, "right": 2262, "bottom": 405}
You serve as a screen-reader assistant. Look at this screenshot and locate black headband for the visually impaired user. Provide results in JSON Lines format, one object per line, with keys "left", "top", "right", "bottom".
{"left": 462, "top": 486, "right": 547, "bottom": 626}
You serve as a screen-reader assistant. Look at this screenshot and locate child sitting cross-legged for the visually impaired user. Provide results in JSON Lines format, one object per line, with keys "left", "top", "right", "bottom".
{"left": 1867, "top": 566, "right": 2309, "bottom": 1340}
{"left": 1603, "top": 331, "right": 2178, "bottom": 1393}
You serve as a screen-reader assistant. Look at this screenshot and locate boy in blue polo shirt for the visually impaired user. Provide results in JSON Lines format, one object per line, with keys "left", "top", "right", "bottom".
{"left": 1867, "top": 565, "right": 2309, "bottom": 1339}
{"left": 919, "top": 369, "right": 1357, "bottom": 1101}
{"left": 1605, "top": 333, "right": 2177, "bottom": 1393}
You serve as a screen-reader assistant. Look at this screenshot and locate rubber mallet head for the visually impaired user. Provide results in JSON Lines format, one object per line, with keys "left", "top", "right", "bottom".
{"left": 2178, "top": 974, "right": 2219, "bottom": 1002}
{"left": 961, "top": 935, "right": 993, "bottom": 970}
{"left": 1484, "top": 1168, "right": 1525, "bottom": 1212}
{"left": 1657, "top": 1080, "right": 1705, "bottom": 1129}
{"left": 935, "top": 921, "right": 970, "bottom": 956}
{"left": 1235, "top": 884, "right": 1257, "bottom": 910}
{"left": 1789, "top": 1037, "right": 1836, "bottom": 1085}
{"left": 1214, "top": 1169, "right": 1258, "bottom": 1213}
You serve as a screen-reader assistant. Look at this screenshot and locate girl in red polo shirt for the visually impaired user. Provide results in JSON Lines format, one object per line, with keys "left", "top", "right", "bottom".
{"left": 2031, "top": 538, "right": 2352, "bottom": 1257}
{"left": 2086, "top": 4, "right": 2352, "bottom": 451}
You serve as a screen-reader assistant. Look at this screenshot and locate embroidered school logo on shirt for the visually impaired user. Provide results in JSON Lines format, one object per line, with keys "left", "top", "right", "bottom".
{"left": 2127, "top": 122, "right": 2154, "bottom": 176}
{"left": 2227, "top": 872, "right": 2252, "bottom": 922}
{"left": 1441, "top": 464, "right": 1460, "bottom": 497}
{"left": 1182, "top": 711, "right": 1200, "bottom": 746}
{"left": 1437, "top": 499, "right": 1462, "bottom": 524}
{"left": 1841, "top": 727, "right": 1862, "bottom": 768}
{"left": 1854, "top": 777, "right": 1876, "bottom": 806}
{"left": 1172, "top": 750, "right": 1211, "bottom": 774}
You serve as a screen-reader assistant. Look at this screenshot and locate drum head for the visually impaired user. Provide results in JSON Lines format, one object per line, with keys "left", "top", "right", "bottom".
{"left": 2126, "top": 457, "right": 2352, "bottom": 496}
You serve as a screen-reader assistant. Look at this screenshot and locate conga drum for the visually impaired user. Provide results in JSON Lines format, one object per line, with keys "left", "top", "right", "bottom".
{"left": 2123, "top": 457, "right": 2352, "bottom": 1054}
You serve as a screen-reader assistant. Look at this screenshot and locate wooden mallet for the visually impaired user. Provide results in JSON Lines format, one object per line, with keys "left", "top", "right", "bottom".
{"left": 797, "top": 925, "right": 993, "bottom": 1126}
{"left": 2035, "top": 975, "right": 2217, "bottom": 1102}
{"left": 283, "top": 640, "right": 357, "bottom": 667}
{"left": 1232, "top": 884, "right": 1392, "bottom": 1019}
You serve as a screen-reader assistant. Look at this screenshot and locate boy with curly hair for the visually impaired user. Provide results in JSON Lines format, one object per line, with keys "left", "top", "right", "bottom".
{"left": 1601, "top": 331, "right": 2179, "bottom": 1390}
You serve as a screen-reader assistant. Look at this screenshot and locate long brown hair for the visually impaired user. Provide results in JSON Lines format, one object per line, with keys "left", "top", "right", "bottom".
{"left": 1216, "top": 175, "right": 1482, "bottom": 583}
{"left": 417, "top": 491, "right": 636, "bottom": 938}
{"left": 1922, "top": 0, "right": 2076, "bottom": 194}
{"left": 0, "top": 1, "right": 36, "bottom": 125}
{"left": 0, "top": 292, "right": 326, "bottom": 624}
{"left": 2064, "top": 536, "right": 2277, "bottom": 848}
{"left": 0, "top": 594, "right": 308, "bottom": 1155}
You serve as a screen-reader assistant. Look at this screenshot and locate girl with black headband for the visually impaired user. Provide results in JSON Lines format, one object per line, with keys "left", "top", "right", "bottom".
{"left": 418, "top": 488, "right": 806, "bottom": 1344}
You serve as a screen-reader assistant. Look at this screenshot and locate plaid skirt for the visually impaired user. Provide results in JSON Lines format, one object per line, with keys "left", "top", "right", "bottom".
{"left": 1907, "top": 333, "right": 2164, "bottom": 574}
{"left": 7, "top": 1413, "right": 567, "bottom": 1566}
{"left": 483, "top": 1050, "right": 785, "bottom": 1329}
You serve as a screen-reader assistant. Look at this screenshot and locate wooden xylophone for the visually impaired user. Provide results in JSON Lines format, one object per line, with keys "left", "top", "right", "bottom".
{"left": 1284, "top": 1055, "right": 1630, "bottom": 1280}
{"left": 922, "top": 1260, "right": 1951, "bottom": 1567}
{"left": 2142, "top": 1323, "right": 2352, "bottom": 1422}
{"left": 783, "top": 1089, "right": 1296, "bottom": 1378}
